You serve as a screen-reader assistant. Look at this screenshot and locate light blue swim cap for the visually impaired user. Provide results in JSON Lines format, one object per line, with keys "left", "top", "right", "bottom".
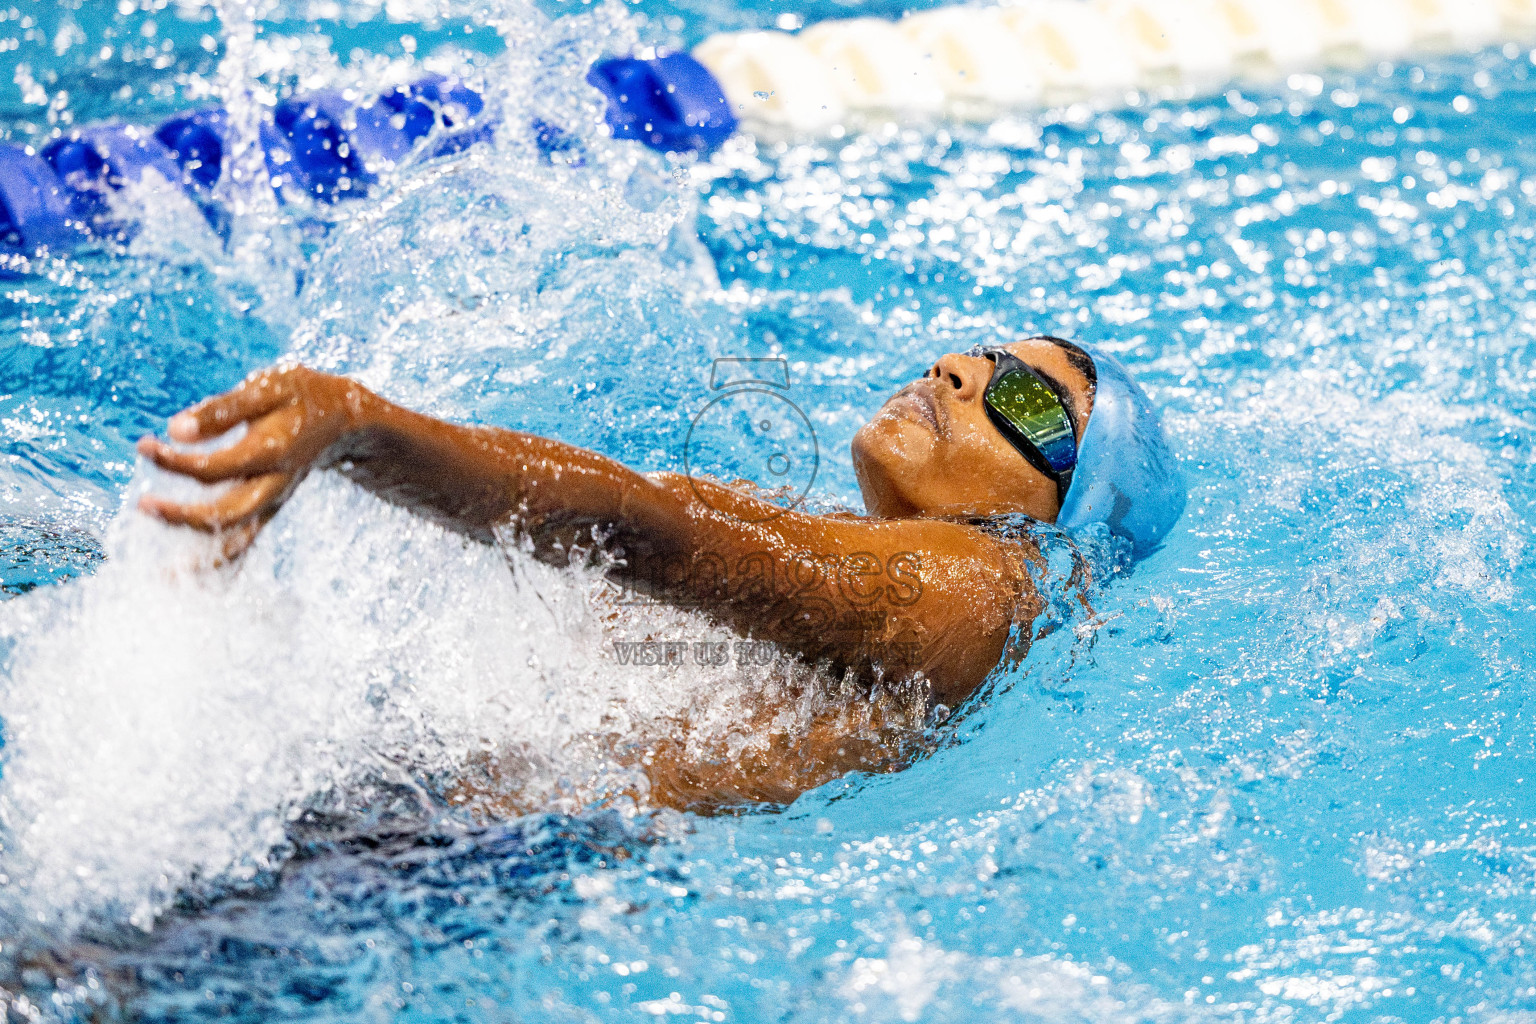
{"left": 1056, "top": 345, "right": 1185, "bottom": 558}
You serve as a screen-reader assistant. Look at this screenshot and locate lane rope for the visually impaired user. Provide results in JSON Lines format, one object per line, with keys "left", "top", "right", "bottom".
{"left": 4, "top": 0, "right": 1531, "bottom": 261}
{"left": 696, "top": 0, "right": 1536, "bottom": 128}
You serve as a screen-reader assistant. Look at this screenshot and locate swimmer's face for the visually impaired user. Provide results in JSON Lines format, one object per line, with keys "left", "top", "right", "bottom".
{"left": 851, "top": 337, "right": 1095, "bottom": 521}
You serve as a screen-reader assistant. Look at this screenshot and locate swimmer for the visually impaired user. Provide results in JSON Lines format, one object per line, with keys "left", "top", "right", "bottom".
{"left": 136, "top": 337, "right": 1182, "bottom": 811}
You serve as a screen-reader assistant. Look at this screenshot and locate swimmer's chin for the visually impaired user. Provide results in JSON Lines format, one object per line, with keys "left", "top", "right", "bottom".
{"left": 851, "top": 421, "right": 936, "bottom": 519}
{"left": 853, "top": 407, "right": 941, "bottom": 463}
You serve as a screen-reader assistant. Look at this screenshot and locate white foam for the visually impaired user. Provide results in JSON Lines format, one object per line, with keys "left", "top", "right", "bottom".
{"left": 839, "top": 931, "right": 1211, "bottom": 1023}
{"left": 1198, "top": 370, "right": 1524, "bottom": 664}
{"left": 0, "top": 463, "right": 872, "bottom": 931}
{"left": 0, "top": 0, "right": 838, "bottom": 936}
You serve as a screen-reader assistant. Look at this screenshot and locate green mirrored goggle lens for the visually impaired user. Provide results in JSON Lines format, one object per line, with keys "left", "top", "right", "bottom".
{"left": 984, "top": 368, "right": 1077, "bottom": 475}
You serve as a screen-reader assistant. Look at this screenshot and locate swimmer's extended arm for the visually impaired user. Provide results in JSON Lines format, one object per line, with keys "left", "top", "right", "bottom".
{"left": 140, "top": 364, "right": 1035, "bottom": 703}
{"left": 137, "top": 364, "right": 695, "bottom": 554}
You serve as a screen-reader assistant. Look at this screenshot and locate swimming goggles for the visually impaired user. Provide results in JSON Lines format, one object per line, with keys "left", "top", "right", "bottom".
{"left": 970, "top": 345, "right": 1079, "bottom": 505}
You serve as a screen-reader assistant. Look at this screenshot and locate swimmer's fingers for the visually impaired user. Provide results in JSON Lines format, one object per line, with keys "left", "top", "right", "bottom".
{"left": 166, "top": 366, "right": 305, "bottom": 443}
{"left": 137, "top": 406, "right": 310, "bottom": 484}
{"left": 138, "top": 471, "right": 292, "bottom": 533}
{"left": 212, "top": 518, "right": 269, "bottom": 566}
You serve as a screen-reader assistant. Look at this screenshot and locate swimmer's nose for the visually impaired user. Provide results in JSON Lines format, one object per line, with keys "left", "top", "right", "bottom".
{"left": 925, "top": 351, "right": 989, "bottom": 401}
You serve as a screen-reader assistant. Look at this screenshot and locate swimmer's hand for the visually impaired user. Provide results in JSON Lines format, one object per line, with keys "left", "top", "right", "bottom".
{"left": 136, "top": 365, "right": 368, "bottom": 559}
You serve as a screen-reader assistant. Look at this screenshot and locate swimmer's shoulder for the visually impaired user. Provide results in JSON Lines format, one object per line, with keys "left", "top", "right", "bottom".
{"left": 924, "top": 514, "right": 1051, "bottom": 609}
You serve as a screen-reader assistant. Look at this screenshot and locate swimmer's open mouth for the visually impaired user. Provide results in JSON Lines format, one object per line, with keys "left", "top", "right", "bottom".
{"left": 886, "top": 382, "right": 944, "bottom": 435}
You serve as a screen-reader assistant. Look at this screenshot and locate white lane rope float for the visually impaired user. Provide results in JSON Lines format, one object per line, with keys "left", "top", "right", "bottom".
{"left": 695, "top": 0, "right": 1536, "bottom": 129}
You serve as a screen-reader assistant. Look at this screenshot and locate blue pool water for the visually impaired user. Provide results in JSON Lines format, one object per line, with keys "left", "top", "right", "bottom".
{"left": 2, "top": 2, "right": 1536, "bottom": 1021}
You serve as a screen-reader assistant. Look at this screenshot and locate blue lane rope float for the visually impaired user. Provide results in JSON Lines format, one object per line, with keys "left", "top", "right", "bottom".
{"left": 41, "top": 125, "right": 188, "bottom": 240}
{"left": 0, "top": 53, "right": 732, "bottom": 263}
{"left": 0, "top": 147, "right": 85, "bottom": 253}
{"left": 586, "top": 53, "right": 737, "bottom": 154}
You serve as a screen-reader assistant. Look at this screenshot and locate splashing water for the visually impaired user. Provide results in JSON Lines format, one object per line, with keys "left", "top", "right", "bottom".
{"left": 1, "top": 1, "right": 1536, "bottom": 1021}
{"left": 0, "top": 0, "right": 830, "bottom": 939}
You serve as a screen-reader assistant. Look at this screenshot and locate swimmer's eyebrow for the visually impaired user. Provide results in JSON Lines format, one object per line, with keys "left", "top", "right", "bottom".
{"left": 1037, "top": 334, "right": 1098, "bottom": 390}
